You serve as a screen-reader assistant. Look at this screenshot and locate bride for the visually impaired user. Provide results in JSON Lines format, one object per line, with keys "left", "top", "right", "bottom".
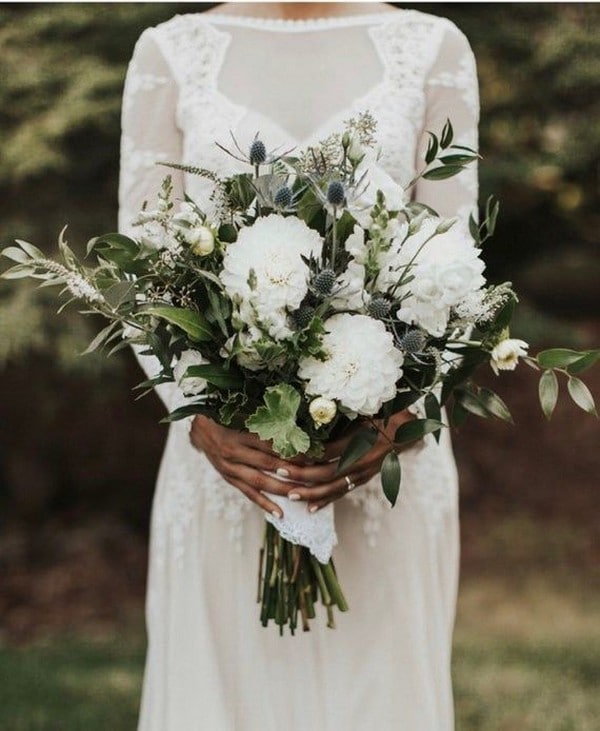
{"left": 118, "top": 2, "right": 479, "bottom": 729}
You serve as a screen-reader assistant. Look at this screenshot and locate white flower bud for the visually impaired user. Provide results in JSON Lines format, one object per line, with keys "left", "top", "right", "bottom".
{"left": 186, "top": 226, "right": 215, "bottom": 256}
{"left": 490, "top": 338, "right": 529, "bottom": 375}
{"left": 435, "top": 217, "right": 457, "bottom": 235}
{"left": 173, "top": 350, "right": 209, "bottom": 396}
{"left": 347, "top": 135, "right": 365, "bottom": 164}
{"left": 309, "top": 397, "right": 337, "bottom": 427}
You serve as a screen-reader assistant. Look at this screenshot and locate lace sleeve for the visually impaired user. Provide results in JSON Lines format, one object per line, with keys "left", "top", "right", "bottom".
{"left": 118, "top": 28, "right": 183, "bottom": 412}
{"left": 413, "top": 23, "right": 479, "bottom": 230}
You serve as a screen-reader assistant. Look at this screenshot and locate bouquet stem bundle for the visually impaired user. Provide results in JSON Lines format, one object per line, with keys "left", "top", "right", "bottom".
{"left": 258, "top": 523, "right": 348, "bottom": 634}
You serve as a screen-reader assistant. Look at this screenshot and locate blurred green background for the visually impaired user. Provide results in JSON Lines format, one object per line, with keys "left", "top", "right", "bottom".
{"left": 0, "top": 3, "right": 599, "bottom": 729}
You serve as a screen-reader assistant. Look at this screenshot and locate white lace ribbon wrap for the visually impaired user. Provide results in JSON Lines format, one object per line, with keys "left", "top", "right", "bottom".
{"left": 263, "top": 472, "right": 338, "bottom": 564}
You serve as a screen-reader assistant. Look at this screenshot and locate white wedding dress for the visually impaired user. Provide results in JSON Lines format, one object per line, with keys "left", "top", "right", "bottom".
{"left": 118, "top": 9, "right": 479, "bottom": 731}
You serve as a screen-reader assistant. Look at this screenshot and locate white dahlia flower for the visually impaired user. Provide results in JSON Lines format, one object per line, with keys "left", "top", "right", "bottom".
{"left": 298, "top": 313, "right": 403, "bottom": 415}
{"left": 219, "top": 214, "right": 323, "bottom": 340}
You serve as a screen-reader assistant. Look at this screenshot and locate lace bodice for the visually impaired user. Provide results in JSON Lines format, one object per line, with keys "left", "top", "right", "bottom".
{"left": 117, "top": 9, "right": 479, "bottom": 559}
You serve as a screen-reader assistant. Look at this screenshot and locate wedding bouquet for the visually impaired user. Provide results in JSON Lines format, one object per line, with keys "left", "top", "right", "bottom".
{"left": 3, "top": 112, "right": 597, "bottom": 635}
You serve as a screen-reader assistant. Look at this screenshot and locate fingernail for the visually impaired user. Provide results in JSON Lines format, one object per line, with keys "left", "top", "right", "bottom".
{"left": 276, "top": 467, "right": 290, "bottom": 478}
{"left": 308, "top": 505, "right": 319, "bottom": 513}
{"left": 272, "top": 510, "right": 282, "bottom": 519}
{"left": 288, "top": 493, "right": 301, "bottom": 501}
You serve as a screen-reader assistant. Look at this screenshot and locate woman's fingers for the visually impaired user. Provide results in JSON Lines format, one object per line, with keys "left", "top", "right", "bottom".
{"left": 221, "top": 474, "right": 283, "bottom": 517}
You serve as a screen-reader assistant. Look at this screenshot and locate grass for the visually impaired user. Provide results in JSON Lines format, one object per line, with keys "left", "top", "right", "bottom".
{"left": 1, "top": 564, "right": 598, "bottom": 730}
{"left": 0, "top": 632, "right": 144, "bottom": 731}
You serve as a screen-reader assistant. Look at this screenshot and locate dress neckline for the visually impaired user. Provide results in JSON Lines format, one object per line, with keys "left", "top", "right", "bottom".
{"left": 199, "top": 10, "right": 406, "bottom": 33}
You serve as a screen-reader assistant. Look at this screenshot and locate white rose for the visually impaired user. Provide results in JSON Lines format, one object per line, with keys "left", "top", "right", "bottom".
{"left": 309, "top": 397, "right": 337, "bottom": 426}
{"left": 172, "top": 350, "right": 209, "bottom": 396}
{"left": 490, "top": 338, "right": 529, "bottom": 375}
{"left": 185, "top": 225, "right": 215, "bottom": 256}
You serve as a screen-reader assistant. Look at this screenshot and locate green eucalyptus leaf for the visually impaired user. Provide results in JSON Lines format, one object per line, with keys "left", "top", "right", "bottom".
{"left": 537, "top": 348, "right": 587, "bottom": 369}
{"left": 479, "top": 387, "right": 514, "bottom": 423}
{"left": 394, "top": 418, "right": 444, "bottom": 444}
{"left": 14, "top": 239, "right": 45, "bottom": 259}
{"left": 422, "top": 165, "right": 466, "bottom": 181}
{"left": 381, "top": 451, "right": 401, "bottom": 507}
{"left": 567, "top": 376, "right": 597, "bottom": 417}
{"left": 538, "top": 369, "right": 559, "bottom": 420}
{"left": 2, "top": 246, "right": 31, "bottom": 264}
{"left": 439, "top": 154, "right": 478, "bottom": 165}
{"left": 81, "top": 321, "right": 119, "bottom": 355}
{"left": 185, "top": 364, "right": 242, "bottom": 390}
{"left": 424, "top": 392, "right": 442, "bottom": 442}
{"left": 454, "top": 388, "right": 490, "bottom": 418}
{"left": 440, "top": 119, "right": 454, "bottom": 148}
{"left": 103, "top": 281, "right": 136, "bottom": 309}
{"left": 425, "top": 133, "right": 438, "bottom": 164}
{"left": 143, "top": 305, "right": 213, "bottom": 342}
{"left": 567, "top": 350, "right": 600, "bottom": 374}
{"left": 0, "top": 264, "right": 37, "bottom": 279}
{"left": 336, "top": 429, "right": 378, "bottom": 473}
{"left": 161, "top": 402, "right": 209, "bottom": 423}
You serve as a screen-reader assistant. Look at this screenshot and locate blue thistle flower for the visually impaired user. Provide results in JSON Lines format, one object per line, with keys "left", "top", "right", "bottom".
{"left": 274, "top": 185, "right": 293, "bottom": 208}
{"left": 313, "top": 269, "right": 336, "bottom": 295}
{"left": 399, "top": 330, "right": 427, "bottom": 353}
{"left": 326, "top": 180, "right": 346, "bottom": 207}
{"left": 249, "top": 139, "right": 267, "bottom": 165}
{"left": 291, "top": 305, "right": 316, "bottom": 329}
{"left": 367, "top": 297, "right": 391, "bottom": 320}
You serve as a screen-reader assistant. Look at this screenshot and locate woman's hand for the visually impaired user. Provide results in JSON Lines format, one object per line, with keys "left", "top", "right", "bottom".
{"left": 282, "top": 409, "right": 418, "bottom": 513}
{"left": 190, "top": 415, "right": 310, "bottom": 518}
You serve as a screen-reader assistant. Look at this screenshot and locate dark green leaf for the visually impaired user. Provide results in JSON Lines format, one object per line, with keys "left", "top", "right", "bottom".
{"left": 567, "top": 376, "right": 597, "bottom": 417}
{"left": 439, "top": 154, "right": 478, "bottom": 165}
{"left": 218, "top": 223, "right": 237, "bottom": 243}
{"left": 479, "top": 387, "right": 514, "bottom": 423}
{"left": 381, "top": 451, "right": 401, "bottom": 507}
{"left": 468, "top": 213, "right": 480, "bottom": 244}
{"left": 81, "top": 321, "right": 119, "bottom": 355}
{"left": 424, "top": 393, "right": 442, "bottom": 442}
{"left": 440, "top": 119, "right": 454, "bottom": 148}
{"left": 538, "top": 369, "right": 559, "bottom": 420}
{"left": 422, "top": 165, "right": 466, "bottom": 181}
{"left": 394, "top": 418, "right": 444, "bottom": 444}
{"left": 103, "top": 281, "right": 135, "bottom": 309}
{"left": 493, "top": 297, "right": 516, "bottom": 330}
{"left": 425, "top": 133, "right": 438, "bottom": 164}
{"left": 537, "top": 348, "right": 588, "bottom": 369}
{"left": 161, "top": 402, "right": 209, "bottom": 423}
{"left": 1, "top": 246, "right": 31, "bottom": 263}
{"left": 14, "top": 239, "right": 45, "bottom": 259}
{"left": 454, "top": 388, "right": 490, "bottom": 418}
{"left": 336, "top": 429, "right": 378, "bottom": 473}
{"left": 144, "top": 305, "right": 213, "bottom": 342}
{"left": 185, "top": 364, "right": 242, "bottom": 390}
{"left": 567, "top": 350, "right": 600, "bottom": 374}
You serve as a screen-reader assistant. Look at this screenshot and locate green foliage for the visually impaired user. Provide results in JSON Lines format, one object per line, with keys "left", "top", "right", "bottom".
{"left": 245, "top": 384, "right": 311, "bottom": 458}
